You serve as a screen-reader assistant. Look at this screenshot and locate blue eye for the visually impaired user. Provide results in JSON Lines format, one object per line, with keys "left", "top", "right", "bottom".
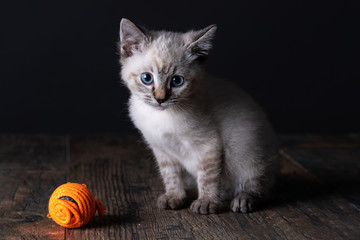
{"left": 141, "top": 73, "right": 153, "bottom": 85}
{"left": 171, "top": 75, "right": 184, "bottom": 87}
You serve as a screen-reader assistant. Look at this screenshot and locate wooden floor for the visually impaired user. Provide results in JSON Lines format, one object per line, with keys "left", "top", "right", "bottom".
{"left": 0, "top": 133, "right": 359, "bottom": 240}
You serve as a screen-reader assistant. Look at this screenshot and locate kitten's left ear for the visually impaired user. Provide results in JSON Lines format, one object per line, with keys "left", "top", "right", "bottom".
{"left": 186, "top": 25, "right": 217, "bottom": 61}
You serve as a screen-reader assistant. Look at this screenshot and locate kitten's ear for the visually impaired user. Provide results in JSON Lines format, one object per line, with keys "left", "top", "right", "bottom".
{"left": 186, "top": 25, "right": 217, "bottom": 61}
{"left": 119, "top": 18, "right": 149, "bottom": 58}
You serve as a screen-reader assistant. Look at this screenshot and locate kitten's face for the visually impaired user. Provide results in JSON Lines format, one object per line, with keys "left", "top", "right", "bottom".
{"left": 119, "top": 19, "right": 216, "bottom": 110}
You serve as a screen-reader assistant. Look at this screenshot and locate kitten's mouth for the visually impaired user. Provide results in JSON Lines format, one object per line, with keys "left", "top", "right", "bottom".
{"left": 145, "top": 100, "right": 174, "bottom": 110}
{"left": 155, "top": 105, "right": 167, "bottom": 110}
{"left": 153, "top": 103, "right": 171, "bottom": 110}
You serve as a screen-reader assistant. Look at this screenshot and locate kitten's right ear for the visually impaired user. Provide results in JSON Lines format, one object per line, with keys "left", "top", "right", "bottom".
{"left": 119, "top": 18, "right": 149, "bottom": 58}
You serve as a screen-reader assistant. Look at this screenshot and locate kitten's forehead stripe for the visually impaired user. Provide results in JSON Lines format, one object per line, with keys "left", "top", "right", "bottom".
{"left": 149, "top": 65, "right": 154, "bottom": 73}
{"left": 171, "top": 66, "right": 178, "bottom": 76}
{"left": 146, "top": 35, "right": 185, "bottom": 78}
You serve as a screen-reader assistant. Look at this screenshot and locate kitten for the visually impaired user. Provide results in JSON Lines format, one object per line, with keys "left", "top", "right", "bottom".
{"left": 119, "top": 18, "right": 279, "bottom": 214}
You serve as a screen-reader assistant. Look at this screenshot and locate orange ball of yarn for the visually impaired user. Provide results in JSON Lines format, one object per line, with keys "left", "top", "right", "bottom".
{"left": 47, "top": 182, "right": 106, "bottom": 228}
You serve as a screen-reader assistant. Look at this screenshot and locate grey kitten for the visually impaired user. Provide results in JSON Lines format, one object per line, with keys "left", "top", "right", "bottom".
{"left": 119, "top": 18, "right": 279, "bottom": 214}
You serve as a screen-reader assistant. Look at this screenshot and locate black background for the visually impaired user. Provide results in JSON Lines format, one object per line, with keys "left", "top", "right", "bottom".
{"left": 0, "top": 0, "right": 359, "bottom": 133}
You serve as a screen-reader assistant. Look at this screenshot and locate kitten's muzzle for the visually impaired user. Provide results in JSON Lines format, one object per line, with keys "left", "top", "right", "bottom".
{"left": 155, "top": 98, "right": 166, "bottom": 104}
{"left": 153, "top": 88, "right": 169, "bottom": 105}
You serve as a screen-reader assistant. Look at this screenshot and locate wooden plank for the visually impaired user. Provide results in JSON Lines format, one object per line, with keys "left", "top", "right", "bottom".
{"left": 277, "top": 150, "right": 360, "bottom": 240}
{"left": 277, "top": 134, "right": 360, "bottom": 239}
{"left": 66, "top": 134, "right": 254, "bottom": 239}
{"left": 0, "top": 134, "right": 68, "bottom": 240}
{"left": 66, "top": 134, "right": 360, "bottom": 240}
{"left": 280, "top": 134, "right": 360, "bottom": 209}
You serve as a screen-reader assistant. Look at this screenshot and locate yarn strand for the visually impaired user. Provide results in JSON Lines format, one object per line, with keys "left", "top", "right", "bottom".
{"left": 47, "top": 182, "right": 106, "bottom": 228}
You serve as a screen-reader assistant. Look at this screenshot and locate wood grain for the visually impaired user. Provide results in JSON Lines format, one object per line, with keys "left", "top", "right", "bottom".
{"left": 65, "top": 134, "right": 360, "bottom": 240}
{"left": 280, "top": 134, "right": 360, "bottom": 209}
{"left": 1, "top": 134, "right": 359, "bottom": 239}
{"left": 0, "top": 134, "right": 68, "bottom": 240}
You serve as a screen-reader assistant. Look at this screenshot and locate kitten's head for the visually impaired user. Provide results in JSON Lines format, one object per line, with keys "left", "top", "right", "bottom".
{"left": 119, "top": 18, "right": 216, "bottom": 110}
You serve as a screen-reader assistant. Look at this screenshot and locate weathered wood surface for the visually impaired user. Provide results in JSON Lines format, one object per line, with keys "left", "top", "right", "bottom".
{"left": 0, "top": 133, "right": 359, "bottom": 239}
{"left": 279, "top": 134, "right": 360, "bottom": 210}
{"left": 0, "top": 135, "right": 68, "bottom": 240}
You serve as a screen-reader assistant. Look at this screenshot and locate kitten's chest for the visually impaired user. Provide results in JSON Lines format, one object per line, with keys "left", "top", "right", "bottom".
{"left": 130, "top": 101, "right": 181, "bottom": 136}
{"left": 129, "top": 99, "right": 197, "bottom": 158}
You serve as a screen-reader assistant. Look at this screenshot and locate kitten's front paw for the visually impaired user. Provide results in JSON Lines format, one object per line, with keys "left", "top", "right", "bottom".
{"left": 231, "top": 193, "right": 257, "bottom": 213}
{"left": 190, "top": 197, "right": 220, "bottom": 214}
{"left": 157, "top": 194, "right": 185, "bottom": 210}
